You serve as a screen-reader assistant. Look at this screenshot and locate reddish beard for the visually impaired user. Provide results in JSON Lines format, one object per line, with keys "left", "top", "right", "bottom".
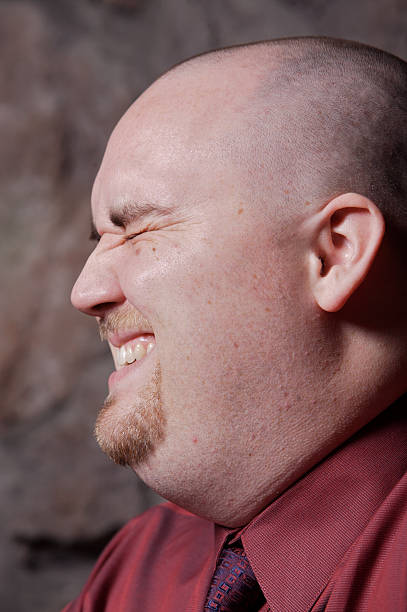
{"left": 95, "top": 363, "right": 165, "bottom": 467}
{"left": 95, "top": 306, "right": 165, "bottom": 467}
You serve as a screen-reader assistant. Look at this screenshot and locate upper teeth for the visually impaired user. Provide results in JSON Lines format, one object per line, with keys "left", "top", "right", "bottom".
{"left": 118, "top": 339, "right": 155, "bottom": 367}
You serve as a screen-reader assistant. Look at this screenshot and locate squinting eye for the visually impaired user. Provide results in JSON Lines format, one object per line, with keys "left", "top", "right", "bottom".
{"left": 125, "top": 229, "right": 148, "bottom": 241}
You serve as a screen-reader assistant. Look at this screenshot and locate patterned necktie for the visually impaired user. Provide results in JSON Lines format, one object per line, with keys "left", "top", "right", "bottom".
{"left": 204, "top": 541, "right": 266, "bottom": 611}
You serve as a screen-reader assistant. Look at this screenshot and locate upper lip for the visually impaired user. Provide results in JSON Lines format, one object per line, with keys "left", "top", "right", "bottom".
{"left": 107, "top": 329, "right": 155, "bottom": 348}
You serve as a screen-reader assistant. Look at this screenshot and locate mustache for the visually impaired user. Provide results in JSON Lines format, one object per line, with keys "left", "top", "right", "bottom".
{"left": 98, "top": 306, "right": 153, "bottom": 341}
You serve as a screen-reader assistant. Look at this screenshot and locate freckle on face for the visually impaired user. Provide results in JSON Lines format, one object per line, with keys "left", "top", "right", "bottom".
{"left": 238, "top": 208, "right": 244, "bottom": 215}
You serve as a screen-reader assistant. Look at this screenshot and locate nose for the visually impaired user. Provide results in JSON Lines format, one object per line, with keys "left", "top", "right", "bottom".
{"left": 71, "top": 245, "right": 124, "bottom": 317}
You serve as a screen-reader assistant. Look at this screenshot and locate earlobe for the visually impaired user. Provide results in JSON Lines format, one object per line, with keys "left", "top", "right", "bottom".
{"left": 308, "top": 193, "right": 385, "bottom": 312}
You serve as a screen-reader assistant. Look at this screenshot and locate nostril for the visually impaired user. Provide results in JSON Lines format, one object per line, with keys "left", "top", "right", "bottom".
{"left": 93, "top": 302, "right": 119, "bottom": 312}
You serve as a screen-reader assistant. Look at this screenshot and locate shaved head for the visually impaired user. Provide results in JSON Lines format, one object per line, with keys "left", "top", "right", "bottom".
{"left": 167, "top": 38, "right": 407, "bottom": 242}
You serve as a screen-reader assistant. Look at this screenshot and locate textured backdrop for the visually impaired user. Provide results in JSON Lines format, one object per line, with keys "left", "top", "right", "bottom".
{"left": 1, "top": 0, "right": 406, "bottom": 610}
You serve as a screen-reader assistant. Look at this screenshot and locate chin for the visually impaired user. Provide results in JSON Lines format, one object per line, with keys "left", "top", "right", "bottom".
{"left": 95, "top": 363, "right": 166, "bottom": 468}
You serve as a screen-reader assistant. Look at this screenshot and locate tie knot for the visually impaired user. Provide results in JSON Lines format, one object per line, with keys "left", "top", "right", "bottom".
{"left": 204, "top": 541, "right": 265, "bottom": 611}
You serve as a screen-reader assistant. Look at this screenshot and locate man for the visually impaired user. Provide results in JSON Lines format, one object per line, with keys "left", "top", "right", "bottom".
{"left": 67, "top": 37, "right": 407, "bottom": 610}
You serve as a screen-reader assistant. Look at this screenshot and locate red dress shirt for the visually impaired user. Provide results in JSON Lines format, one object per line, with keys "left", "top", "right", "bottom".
{"left": 63, "top": 399, "right": 407, "bottom": 611}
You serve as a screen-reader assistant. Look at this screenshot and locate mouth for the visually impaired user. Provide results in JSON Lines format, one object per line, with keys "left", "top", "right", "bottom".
{"left": 107, "top": 333, "right": 156, "bottom": 389}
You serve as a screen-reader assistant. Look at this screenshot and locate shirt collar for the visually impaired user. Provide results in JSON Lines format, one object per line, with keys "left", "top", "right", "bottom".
{"left": 218, "top": 399, "right": 407, "bottom": 611}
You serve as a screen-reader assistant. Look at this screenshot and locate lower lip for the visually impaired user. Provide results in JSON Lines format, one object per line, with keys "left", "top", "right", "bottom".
{"left": 108, "top": 347, "right": 155, "bottom": 390}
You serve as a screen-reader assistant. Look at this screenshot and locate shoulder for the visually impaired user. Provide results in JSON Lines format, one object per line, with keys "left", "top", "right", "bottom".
{"left": 321, "top": 470, "right": 407, "bottom": 610}
{"left": 61, "top": 502, "right": 215, "bottom": 611}
{"left": 94, "top": 500, "right": 212, "bottom": 565}
{"left": 110, "top": 500, "right": 205, "bottom": 537}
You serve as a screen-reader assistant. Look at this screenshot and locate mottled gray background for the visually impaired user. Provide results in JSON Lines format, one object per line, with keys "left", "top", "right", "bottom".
{"left": 1, "top": 0, "right": 406, "bottom": 610}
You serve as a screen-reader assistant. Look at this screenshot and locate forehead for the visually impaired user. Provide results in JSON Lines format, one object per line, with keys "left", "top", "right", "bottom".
{"left": 91, "top": 66, "right": 259, "bottom": 225}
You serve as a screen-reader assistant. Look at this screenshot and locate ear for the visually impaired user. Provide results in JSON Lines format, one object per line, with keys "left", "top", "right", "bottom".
{"left": 307, "top": 193, "right": 385, "bottom": 312}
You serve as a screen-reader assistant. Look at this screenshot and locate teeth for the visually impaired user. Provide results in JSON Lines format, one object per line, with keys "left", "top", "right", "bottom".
{"left": 118, "top": 338, "right": 153, "bottom": 367}
{"left": 133, "top": 342, "right": 147, "bottom": 361}
{"left": 119, "top": 345, "right": 127, "bottom": 367}
{"left": 126, "top": 345, "right": 137, "bottom": 364}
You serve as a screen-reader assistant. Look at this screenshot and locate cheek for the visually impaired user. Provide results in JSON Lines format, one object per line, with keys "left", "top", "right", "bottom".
{"left": 120, "top": 236, "right": 223, "bottom": 315}
{"left": 119, "top": 242, "right": 178, "bottom": 312}
{"left": 119, "top": 231, "right": 292, "bottom": 361}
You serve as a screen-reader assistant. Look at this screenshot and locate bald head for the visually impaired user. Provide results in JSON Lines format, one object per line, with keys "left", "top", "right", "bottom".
{"left": 165, "top": 38, "right": 407, "bottom": 242}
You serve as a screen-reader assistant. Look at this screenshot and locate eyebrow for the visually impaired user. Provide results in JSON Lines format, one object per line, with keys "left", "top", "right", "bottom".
{"left": 90, "top": 201, "right": 174, "bottom": 241}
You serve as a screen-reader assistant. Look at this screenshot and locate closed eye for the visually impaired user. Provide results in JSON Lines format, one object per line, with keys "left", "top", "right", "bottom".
{"left": 125, "top": 230, "right": 147, "bottom": 241}
{"left": 125, "top": 225, "right": 156, "bottom": 241}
